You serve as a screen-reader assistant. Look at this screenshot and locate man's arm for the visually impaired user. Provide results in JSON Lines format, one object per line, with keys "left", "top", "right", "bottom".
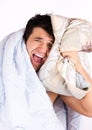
{"left": 61, "top": 51, "right": 92, "bottom": 117}
{"left": 60, "top": 89, "right": 92, "bottom": 117}
{"left": 48, "top": 88, "right": 92, "bottom": 117}
{"left": 48, "top": 51, "right": 92, "bottom": 117}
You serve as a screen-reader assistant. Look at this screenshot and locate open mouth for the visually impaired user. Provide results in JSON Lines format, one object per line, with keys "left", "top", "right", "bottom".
{"left": 33, "top": 54, "right": 43, "bottom": 64}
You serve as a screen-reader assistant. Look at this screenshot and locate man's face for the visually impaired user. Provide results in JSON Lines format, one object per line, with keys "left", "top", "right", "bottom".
{"left": 26, "top": 27, "right": 54, "bottom": 71}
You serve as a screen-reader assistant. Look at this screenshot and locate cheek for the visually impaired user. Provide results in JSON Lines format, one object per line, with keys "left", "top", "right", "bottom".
{"left": 26, "top": 41, "right": 37, "bottom": 52}
{"left": 47, "top": 51, "right": 50, "bottom": 57}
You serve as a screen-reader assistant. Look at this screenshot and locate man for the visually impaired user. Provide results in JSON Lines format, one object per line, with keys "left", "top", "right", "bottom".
{"left": 0, "top": 14, "right": 64, "bottom": 130}
{"left": 23, "top": 14, "right": 55, "bottom": 72}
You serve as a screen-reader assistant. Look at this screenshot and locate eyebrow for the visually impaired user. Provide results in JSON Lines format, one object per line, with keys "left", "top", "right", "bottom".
{"left": 34, "top": 37, "right": 53, "bottom": 43}
{"left": 36, "top": 36, "right": 42, "bottom": 38}
{"left": 34, "top": 37, "right": 43, "bottom": 40}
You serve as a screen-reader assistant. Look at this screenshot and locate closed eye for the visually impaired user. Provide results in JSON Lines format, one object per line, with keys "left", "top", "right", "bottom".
{"left": 34, "top": 38, "right": 42, "bottom": 42}
{"left": 48, "top": 43, "right": 53, "bottom": 50}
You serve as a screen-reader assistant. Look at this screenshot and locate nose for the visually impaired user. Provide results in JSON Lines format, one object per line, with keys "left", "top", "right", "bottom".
{"left": 39, "top": 43, "right": 48, "bottom": 53}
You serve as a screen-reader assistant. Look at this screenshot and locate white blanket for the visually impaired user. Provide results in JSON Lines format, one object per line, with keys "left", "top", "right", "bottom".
{"left": 0, "top": 29, "right": 64, "bottom": 130}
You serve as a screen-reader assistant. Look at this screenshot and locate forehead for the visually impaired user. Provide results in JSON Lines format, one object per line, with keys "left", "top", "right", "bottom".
{"left": 32, "top": 27, "right": 54, "bottom": 41}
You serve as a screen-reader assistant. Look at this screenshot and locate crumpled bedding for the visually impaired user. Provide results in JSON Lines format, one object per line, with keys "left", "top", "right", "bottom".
{"left": 0, "top": 29, "right": 64, "bottom": 130}
{"left": 38, "top": 15, "right": 92, "bottom": 99}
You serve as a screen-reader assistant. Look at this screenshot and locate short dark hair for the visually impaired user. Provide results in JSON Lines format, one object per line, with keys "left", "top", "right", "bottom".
{"left": 23, "top": 14, "right": 55, "bottom": 43}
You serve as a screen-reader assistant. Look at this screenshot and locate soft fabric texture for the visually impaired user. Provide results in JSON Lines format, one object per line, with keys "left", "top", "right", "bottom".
{"left": 54, "top": 97, "right": 81, "bottom": 130}
{"left": 38, "top": 15, "right": 92, "bottom": 99}
{"left": 0, "top": 29, "right": 64, "bottom": 130}
{"left": 60, "top": 18, "right": 92, "bottom": 52}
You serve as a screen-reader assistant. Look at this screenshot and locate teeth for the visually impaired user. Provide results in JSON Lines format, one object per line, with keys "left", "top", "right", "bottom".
{"left": 35, "top": 54, "right": 43, "bottom": 58}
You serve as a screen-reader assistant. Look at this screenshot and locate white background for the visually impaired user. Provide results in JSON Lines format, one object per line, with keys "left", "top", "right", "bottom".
{"left": 0, "top": 0, "right": 92, "bottom": 40}
{"left": 0, "top": 0, "right": 92, "bottom": 129}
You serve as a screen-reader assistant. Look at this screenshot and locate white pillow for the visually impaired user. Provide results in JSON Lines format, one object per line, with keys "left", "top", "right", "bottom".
{"left": 38, "top": 15, "right": 92, "bottom": 99}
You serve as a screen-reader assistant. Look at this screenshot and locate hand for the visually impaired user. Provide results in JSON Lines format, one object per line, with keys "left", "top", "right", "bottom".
{"left": 61, "top": 51, "right": 82, "bottom": 72}
{"left": 61, "top": 51, "right": 92, "bottom": 84}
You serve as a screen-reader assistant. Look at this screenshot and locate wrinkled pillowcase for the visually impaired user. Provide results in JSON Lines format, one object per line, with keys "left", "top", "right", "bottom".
{"left": 38, "top": 17, "right": 92, "bottom": 99}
